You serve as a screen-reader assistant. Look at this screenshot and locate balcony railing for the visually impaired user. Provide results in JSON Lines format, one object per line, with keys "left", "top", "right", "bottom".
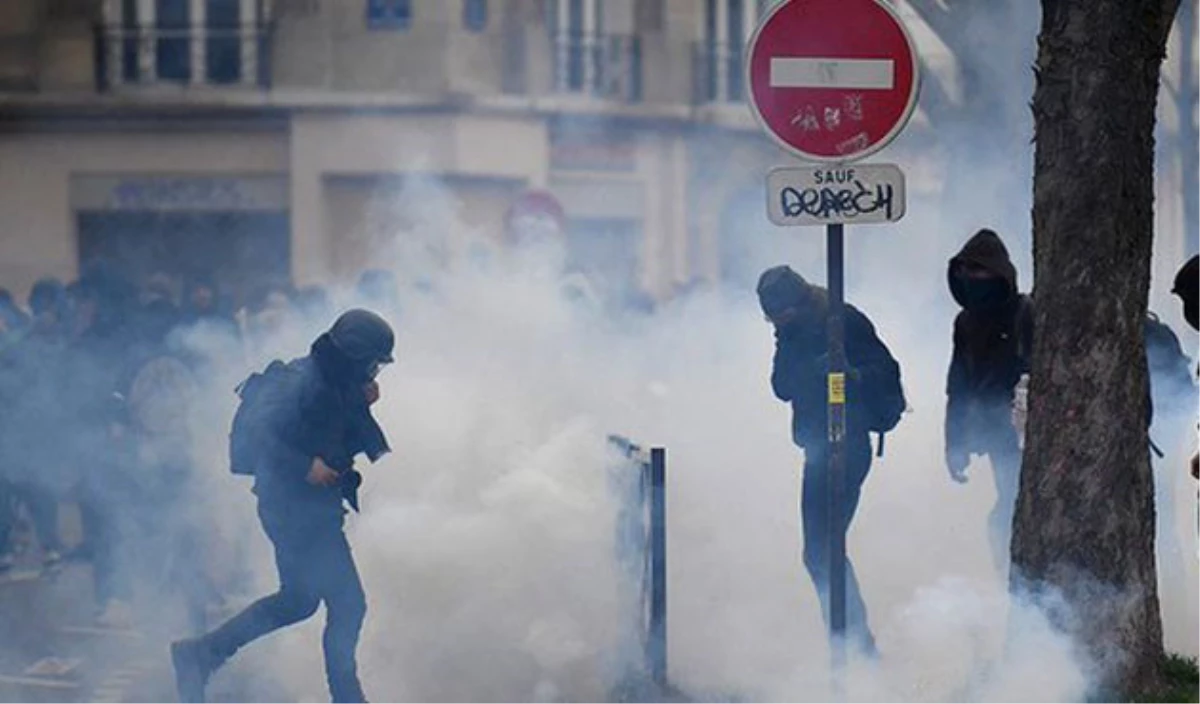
{"left": 692, "top": 41, "right": 746, "bottom": 104}
{"left": 550, "top": 31, "right": 643, "bottom": 103}
{"left": 95, "top": 23, "right": 271, "bottom": 90}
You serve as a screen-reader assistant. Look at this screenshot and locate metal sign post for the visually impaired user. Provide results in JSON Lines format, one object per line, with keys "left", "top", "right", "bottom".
{"left": 744, "top": 0, "right": 920, "bottom": 693}
{"left": 826, "top": 222, "right": 848, "bottom": 678}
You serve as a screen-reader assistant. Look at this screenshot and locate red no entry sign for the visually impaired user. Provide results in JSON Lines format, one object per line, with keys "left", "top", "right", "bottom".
{"left": 747, "top": 0, "right": 920, "bottom": 163}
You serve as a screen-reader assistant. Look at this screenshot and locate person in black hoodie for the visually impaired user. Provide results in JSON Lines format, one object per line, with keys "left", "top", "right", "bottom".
{"left": 1, "top": 279, "right": 73, "bottom": 565}
{"left": 944, "top": 229, "right": 1033, "bottom": 574}
{"left": 171, "top": 309, "right": 394, "bottom": 704}
{"left": 757, "top": 265, "right": 903, "bottom": 657}
{"left": 68, "top": 263, "right": 141, "bottom": 625}
{"left": 1170, "top": 255, "right": 1198, "bottom": 480}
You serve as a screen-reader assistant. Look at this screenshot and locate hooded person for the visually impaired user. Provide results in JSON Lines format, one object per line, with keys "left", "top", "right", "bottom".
{"left": 757, "top": 264, "right": 904, "bottom": 657}
{"left": 1172, "top": 255, "right": 1198, "bottom": 332}
{"left": 180, "top": 275, "right": 239, "bottom": 332}
{"left": 0, "top": 278, "right": 74, "bottom": 566}
{"left": 171, "top": 308, "right": 394, "bottom": 704}
{"left": 944, "top": 228, "right": 1034, "bottom": 574}
{"left": 66, "top": 262, "right": 142, "bottom": 624}
{"left": 1171, "top": 255, "right": 1199, "bottom": 480}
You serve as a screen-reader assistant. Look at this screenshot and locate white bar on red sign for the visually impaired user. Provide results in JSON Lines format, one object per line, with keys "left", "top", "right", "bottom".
{"left": 768, "top": 58, "right": 895, "bottom": 90}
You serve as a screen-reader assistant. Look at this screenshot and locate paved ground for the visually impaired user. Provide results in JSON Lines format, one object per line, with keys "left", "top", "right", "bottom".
{"left": 0, "top": 560, "right": 142, "bottom": 702}
{"left": 0, "top": 563, "right": 687, "bottom": 703}
{"left": 0, "top": 560, "right": 290, "bottom": 703}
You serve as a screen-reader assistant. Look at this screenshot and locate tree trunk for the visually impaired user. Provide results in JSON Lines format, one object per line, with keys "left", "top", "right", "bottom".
{"left": 1012, "top": 0, "right": 1181, "bottom": 697}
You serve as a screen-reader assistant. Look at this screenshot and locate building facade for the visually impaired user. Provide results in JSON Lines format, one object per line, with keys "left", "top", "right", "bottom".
{"left": 0, "top": 0, "right": 1190, "bottom": 310}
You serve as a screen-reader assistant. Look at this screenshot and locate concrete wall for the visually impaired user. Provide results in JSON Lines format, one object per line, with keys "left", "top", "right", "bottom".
{"left": 324, "top": 172, "right": 521, "bottom": 281}
{"left": 289, "top": 111, "right": 549, "bottom": 285}
{"left": 0, "top": 129, "right": 288, "bottom": 301}
{"left": 0, "top": 113, "right": 699, "bottom": 301}
{"left": 0, "top": 0, "right": 41, "bottom": 89}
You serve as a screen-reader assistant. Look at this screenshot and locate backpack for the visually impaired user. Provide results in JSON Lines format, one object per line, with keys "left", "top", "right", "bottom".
{"left": 1144, "top": 312, "right": 1198, "bottom": 419}
{"left": 864, "top": 363, "right": 906, "bottom": 435}
{"left": 1145, "top": 313, "right": 1194, "bottom": 386}
{"left": 861, "top": 353, "right": 906, "bottom": 457}
{"left": 229, "top": 360, "right": 301, "bottom": 476}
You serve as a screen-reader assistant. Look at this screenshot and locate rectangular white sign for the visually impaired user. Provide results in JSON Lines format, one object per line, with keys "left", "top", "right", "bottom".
{"left": 769, "top": 58, "right": 895, "bottom": 90}
{"left": 766, "top": 163, "right": 906, "bottom": 226}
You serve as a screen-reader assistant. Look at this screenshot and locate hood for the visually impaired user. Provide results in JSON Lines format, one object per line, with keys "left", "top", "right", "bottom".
{"left": 1172, "top": 255, "right": 1198, "bottom": 331}
{"left": 758, "top": 265, "right": 813, "bottom": 317}
{"left": 948, "top": 229, "right": 1019, "bottom": 309}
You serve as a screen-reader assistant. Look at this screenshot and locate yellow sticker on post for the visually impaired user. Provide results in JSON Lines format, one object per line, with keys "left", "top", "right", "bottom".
{"left": 828, "top": 373, "right": 846, "bottom": 405}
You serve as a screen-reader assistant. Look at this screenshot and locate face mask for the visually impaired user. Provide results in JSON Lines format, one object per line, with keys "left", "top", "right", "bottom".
{"left": 365, "top": 359, "right": 384, "bottom": 381}
{"left": 959, "top": 277, "right": 1010, "bottom": 310}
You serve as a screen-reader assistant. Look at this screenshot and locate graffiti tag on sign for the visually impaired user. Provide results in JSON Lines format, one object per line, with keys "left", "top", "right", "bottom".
{"left": 765, "top": 163, "right": 907, "bottom": 226}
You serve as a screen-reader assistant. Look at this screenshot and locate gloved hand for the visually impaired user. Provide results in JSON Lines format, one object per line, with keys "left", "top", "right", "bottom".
{"left": 946, "top": 448, "right": 969, "bottom": 484}
{"left": 340, "top": 469, "right": 364, "bottom": 512}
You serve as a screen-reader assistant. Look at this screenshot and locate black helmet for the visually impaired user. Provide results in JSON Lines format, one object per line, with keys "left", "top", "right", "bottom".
{"left": 328, "top": 309, "right": 395, "bottom": 364}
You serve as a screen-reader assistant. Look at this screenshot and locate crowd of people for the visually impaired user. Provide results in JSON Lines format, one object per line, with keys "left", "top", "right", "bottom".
{"left": 756, "top": 231, "right": 1198, "bottom": 653}
{"left": 0, "top": 262, "right": 403, "bottom": 631}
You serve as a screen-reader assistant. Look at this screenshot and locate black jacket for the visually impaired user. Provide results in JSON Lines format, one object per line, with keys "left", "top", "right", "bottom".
{"left": 1145, "top": 313, "right": 1198, "bottom": 419}
{"left": 945, "top": 230, "right": 1033, "bottom": 455}
{"left": 251, "top": 336, "right": 389, "bottom": 525}
{"left": 770, "top": 287, "right": 901, "bottom": 447}
{"left": 0, "top": 327, "right": 74, "bottom": 489}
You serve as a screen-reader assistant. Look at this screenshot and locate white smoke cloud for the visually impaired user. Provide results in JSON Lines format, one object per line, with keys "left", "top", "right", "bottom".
{"left": 157, "top": 6, "right": 1196, "bottom": 699}
{"left": 170, "top": 170, "right": 1086, "bottom": 702}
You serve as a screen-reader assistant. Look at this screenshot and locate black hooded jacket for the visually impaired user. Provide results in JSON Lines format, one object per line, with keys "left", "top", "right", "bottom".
{"left": 1145, "top": 312, "right": 1198, "bottom": 421}
{"left": 766, "top": 282, "right": 902, "bottom": 447}
{"left": 945, "top": 230, "right": 1034, "bottom": 455}
{"left": 250, "top": 333, "right": 390, "bottom": 525}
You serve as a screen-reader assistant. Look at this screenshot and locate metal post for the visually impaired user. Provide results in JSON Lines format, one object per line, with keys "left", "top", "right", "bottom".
{"left": 648, "top": 447, "right": 668, "bottom": 689}
{"left": 826, "top": 223, "right": 848, "bottom": 684}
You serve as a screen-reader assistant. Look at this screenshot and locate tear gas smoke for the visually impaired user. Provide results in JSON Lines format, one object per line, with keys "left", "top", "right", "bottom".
{"left": 26, "top": 2, "right": 1193, "bottom": 700}
{"left": 174, "top": 161, "right": 1193, "bottom": 701}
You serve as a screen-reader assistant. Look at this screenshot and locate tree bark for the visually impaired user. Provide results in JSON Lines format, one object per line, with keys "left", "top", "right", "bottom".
{"left": 1013, "top": 0, "right": 1181, "bottom": 697}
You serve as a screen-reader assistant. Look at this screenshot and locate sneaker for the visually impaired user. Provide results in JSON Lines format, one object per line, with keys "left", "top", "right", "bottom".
{"left": 95, "top": 599, "right": 134, "bottom": 630}
{"left": 42, "top": 550, "right": 62, "bottom": 567}
{"left": 0, "top": 553, "right": 14, "bottom": 572}
{"left": 170, "top": 638, "right": 212, "bottom": 703}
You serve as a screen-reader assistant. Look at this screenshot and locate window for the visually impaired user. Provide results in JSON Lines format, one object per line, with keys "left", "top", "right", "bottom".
{"left": 206, "top": 0, "right": 242, "bottom": 84}
{"left": 463, "top": 0, "right": 487, "bottom": 32}
{"left": 156, "top": 0, "right": 190, "bottom": 81}
{"left": 102, "top": 0, "right": 260, "bottom": 87}
{"left": 702, "top": 0, "right": 757, "bottom": 101}
{"left": 549, "top": 0, "right": 601, "bottom": 93}
{"left": 121, "top": 0, "right": 138, "bottom": 82}
{"left": 367, "top": 0, "right": 412, "bottom": 30}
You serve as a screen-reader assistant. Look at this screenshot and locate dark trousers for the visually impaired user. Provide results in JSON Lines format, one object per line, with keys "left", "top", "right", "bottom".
{"left": 200, "top": 504, "right": 367, "bottom": 703}
{"left": 800, "top": 433, "right": 875, "bottom": 654}
{"left": 975, "top": 429, "right": 1022, "bottom": 575}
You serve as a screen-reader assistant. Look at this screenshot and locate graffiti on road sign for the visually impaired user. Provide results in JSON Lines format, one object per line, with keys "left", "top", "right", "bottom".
{"left": 766, "top": 163, "right": 907, "bottom": 226}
